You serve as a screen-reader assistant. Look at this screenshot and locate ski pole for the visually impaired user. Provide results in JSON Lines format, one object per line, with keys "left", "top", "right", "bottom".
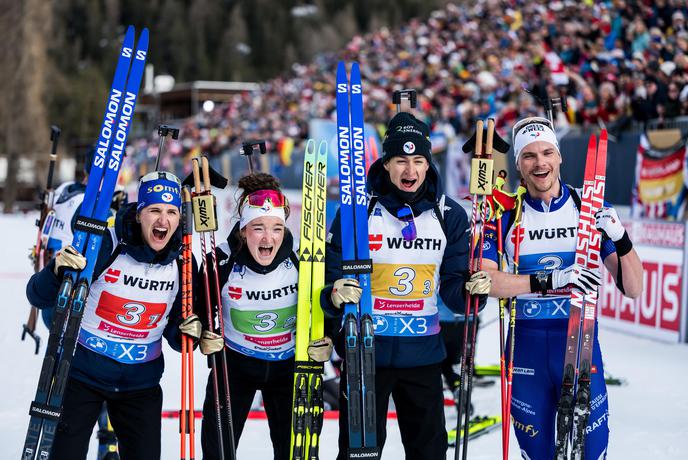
{"left": 155, "top": 124, "right": 179, "bottom": 171}
{"left": 492, "top": 170, "right": 509, "bottom": 459}
{"left": 504, "top": 181, "right": 527, "bottom": 457}
{"left": 460, "top": 118, "right": 496, "bottom": 460}
{"left": 192, "top": 157, "right": 230, "bottom": 460}
{"left": 180, "top": 186, "right": 196, "bottom": 460}
{"left": 202, "top": 154, "right": 237, "bottom": 458}
{"left": 454, "top": 119, "right": 485, "bottom": 460}
{"left": 23, "top": 126, "right": 61, "bottom": 354}
{"left": 392, "top": 88, "right": 417, "bottom": 113}
{"left": 241, "top": 139, "right": 267, "bottom": 174}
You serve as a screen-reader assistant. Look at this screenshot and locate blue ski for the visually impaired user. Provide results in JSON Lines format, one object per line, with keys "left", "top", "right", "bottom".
{"left": 335, "top": 61, "right": 379, "bottom": 459}
{"left": 22, "top": 26, "right": 149, "bottom": 460}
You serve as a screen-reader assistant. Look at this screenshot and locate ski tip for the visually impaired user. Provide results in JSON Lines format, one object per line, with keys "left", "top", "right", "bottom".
{"left": 138, "top": 27, "right": 150, "bottom": 44}
{"left": 588, "top": 133, "right": 596, "bottom": 147}
{"left": 305, "top": 138, "right": 317, "bottom": 156}
{"left": 351, "top": 61, "right": 361, "bottom": 77}
{"left": 600, "top": 129, "right": 608, "bottom": 143}
{"left": 317, "top": 139, "right": 328, "bottom": 156}
{"left": 337, "top": 60, "right": 346, "bottom": 73}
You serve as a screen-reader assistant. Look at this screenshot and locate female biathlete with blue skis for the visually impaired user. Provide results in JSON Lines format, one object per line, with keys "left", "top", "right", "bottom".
{"left": 196, "top": 172, "right": 333, "bottom": 460}
{"left": 26, "top": 171, "right": 198, "bottom": 459}
{"left": 480, "top": 117, "right": 643, "bottom": 459}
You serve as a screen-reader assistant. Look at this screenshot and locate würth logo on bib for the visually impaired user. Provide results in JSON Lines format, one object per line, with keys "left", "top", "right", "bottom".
{"left": 228, "top": 286, "right": 242, "bottom": 300}
{"left": 245, "top": 283, "right": 298, "bottom": 301}
{"left": 123, "top": 275, "right": 174, "bottom": 291}
{"left": 104, "top": 269, "right": 121, "bottom": 283}
{"left": 369, "top": 234, "right": 383, "bottom": 251}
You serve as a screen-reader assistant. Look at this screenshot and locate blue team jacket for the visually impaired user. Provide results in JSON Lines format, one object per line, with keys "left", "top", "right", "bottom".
{"left": 321, "top": 158, "right": 471, "bottom": 368}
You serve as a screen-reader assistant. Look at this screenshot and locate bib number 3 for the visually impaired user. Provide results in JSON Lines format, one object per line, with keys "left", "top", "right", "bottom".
{"left": 389, "top": 267, "right": 415, "bottom": 296}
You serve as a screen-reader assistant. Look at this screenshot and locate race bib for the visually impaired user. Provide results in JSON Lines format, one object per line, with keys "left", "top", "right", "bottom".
{"left": 230, "top": 304, "right": 297, "bottom": 336}
{"left": 371, "top": 263, "right": 436, "bottom": 300}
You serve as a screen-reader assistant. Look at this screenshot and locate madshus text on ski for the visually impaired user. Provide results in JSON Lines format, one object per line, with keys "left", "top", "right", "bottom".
{"left": 21, "top": 45, "right": 643, "bottom": 460}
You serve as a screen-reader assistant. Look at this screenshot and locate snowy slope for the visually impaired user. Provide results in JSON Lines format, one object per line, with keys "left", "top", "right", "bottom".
{"left": 1, "top": 212, "right": 686, "bottom": 459}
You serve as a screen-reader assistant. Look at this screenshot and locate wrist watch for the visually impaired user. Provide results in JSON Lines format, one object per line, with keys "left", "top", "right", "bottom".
{"left": 536, "top": 272, "right": 549, "bottom": 297}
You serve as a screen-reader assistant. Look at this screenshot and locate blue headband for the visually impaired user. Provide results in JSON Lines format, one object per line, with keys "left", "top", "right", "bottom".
{"left": 137, "top": 172, "right": 181, "bottom": 212}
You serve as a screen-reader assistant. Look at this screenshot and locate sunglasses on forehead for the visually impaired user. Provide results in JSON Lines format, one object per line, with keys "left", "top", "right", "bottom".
{"left": 139, "top": 170, "right": 181, "bottom": 186}
{"left": 243, "top": 189, "right": 288, "bottom": 208}
{"left": 397, "top": 205, "right": 417, "bottom": 241}
{"left": 512, "top": 116, "right": 554, "bottom": 138}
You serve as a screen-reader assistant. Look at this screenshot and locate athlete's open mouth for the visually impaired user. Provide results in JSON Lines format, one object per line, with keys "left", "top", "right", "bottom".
{"left": 258, "top": 245, "right": 274, "bottom": 257}
{"left": 152, "top": 227, "right": 168, "bottom": 241}
{"left": 532, "top": 170, "right": 549, "bottom": 179}
{"left": 400, "top": 178, "right": 417, "bottom": 189}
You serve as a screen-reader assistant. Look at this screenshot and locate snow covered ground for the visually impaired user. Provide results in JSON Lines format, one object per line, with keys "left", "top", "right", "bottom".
{"left": 2, "top": 211, "right": 687, "bottom": 459}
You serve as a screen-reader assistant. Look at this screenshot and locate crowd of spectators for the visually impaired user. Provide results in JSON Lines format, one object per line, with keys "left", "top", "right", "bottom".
{"left": 131, "top": 0, "right": 688, "bottom": 171}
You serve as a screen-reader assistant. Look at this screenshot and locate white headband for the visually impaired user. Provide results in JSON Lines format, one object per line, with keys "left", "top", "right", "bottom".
{"left": 239, "top": 200, "right": 286, "bottom": 229}
{"left": 513, "top": 118, "right": 560, "bottom": 162}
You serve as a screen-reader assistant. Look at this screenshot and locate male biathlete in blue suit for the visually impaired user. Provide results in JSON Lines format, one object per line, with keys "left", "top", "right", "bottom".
{"left": 481, "top": 117, "right": 643, "bottom": 459}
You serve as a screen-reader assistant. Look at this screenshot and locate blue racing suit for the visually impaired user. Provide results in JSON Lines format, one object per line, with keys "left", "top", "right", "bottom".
{"left": 483, "top": 183, "right": 616, "bottom": 460}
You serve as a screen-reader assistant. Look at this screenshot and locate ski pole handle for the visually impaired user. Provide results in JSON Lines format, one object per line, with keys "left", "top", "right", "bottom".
{"left": 469, "top": 119, "right": 494, "bottom": 196}
{"left": 191, "top": 157, "right": 218, "bottom": 232}
{"left": 475, "top": 120, "right": 484, "bottom": 157}
{"left": 202, "top": 155, "right": 212, "bottom": 191}
{"left": 485, "top": 118, "right": 495, "bottom": 157}
{"left": 192, "top": 157, "right": 203, "bottom": 193}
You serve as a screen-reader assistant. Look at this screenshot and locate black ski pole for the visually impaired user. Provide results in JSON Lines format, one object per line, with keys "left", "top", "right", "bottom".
{"left": 23, "top": 125, "right": 61, "bottom": 354}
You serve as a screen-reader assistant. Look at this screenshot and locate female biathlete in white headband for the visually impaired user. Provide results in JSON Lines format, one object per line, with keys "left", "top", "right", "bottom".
{"left": 480, "top": 117, "right": 642, "bottom": 459}
{"left": 196, "top": 172, "right": 333, "bottom": 460}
